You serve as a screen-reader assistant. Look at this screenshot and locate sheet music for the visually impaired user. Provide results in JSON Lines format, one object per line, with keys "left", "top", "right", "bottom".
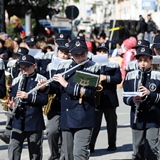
{"left": 28, "top": 49, "right": 42, "bottom": 59}
{"left": 0, "top": 110, "right": 7, "bottom": 114}
{"left": 152, "top": 56, "right": 160, "bottom": 64}
{"left": 123, "top": 92, "right": 143, "bottom": 97}
{"left": 92, "top": 54, "right": 108, "bottom": 66}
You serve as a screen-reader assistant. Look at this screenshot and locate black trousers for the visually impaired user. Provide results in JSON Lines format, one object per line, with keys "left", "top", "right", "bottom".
{"left": 90, "top": 107, "right": 117, "bottom": 148}
{"left": 132, "top": 128, "right": 160, "bottom": 160}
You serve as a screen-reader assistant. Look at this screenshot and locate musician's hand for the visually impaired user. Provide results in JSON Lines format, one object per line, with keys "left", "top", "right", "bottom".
{"left": 53, "top": 74, "right": 68, "bottom": 88}
{"left": 133, "top": 96, "right": 141, "bottom": 103}
{"left": 100, "top": 74, "right": 107, "bottom": 82}
{"left": 138, "top": 86, "right": 150, "bottom": 97}
{"left": 37, "top": 79, "right": 48, "bottom": 90}
{"left": 7, "top": 97, "right": 14, "bottom": 109}
{"left": 17, "top": 91, "right": 28, "bottom": 99}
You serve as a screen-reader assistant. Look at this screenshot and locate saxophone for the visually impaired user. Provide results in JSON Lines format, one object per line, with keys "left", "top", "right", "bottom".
{"left": 0, "top": 69, "right": 12, "bottom": 111}
{"left": 43, "top": 94, "right": 56, "bottom": 115}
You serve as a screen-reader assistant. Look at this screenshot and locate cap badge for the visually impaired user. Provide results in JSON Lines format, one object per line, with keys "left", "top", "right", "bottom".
{"left": 22, "top": 56, "right": 26, "bottom": 60}
{"left": 75, "top": 41, "right": 80, "bottom": 46}
{"left": 141, "top": 48, "right": 145, "bottom": 52}
{"left": 30, "top": 38, "right": 34, "bottom": 42}
{"left": 65, "top": 43, "right": 69, "bottom": 47}
{"left": 59, "top": 34, "right": 64, "bottom": 38}
{"left": 101, "top": 43, "right": 105, "bottom": 47}
{"left": 138, "top": 41, "right": 142, "bottom": 45}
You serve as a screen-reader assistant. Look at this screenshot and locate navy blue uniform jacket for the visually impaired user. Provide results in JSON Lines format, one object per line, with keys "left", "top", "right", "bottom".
{"left": 46, "top": 59, "right": 101, "bottom": 130}
{"left": 123, "top": 69, "right": 160, "bottom": 129}
{"left": 10, "top": 72, "right": 48, "bottom": 131}
{"left": 97, "top": 60, "right": 122, "bottom": 109}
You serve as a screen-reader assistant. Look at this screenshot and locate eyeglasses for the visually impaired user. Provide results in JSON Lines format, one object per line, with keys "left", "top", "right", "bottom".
{"left": 19, "top": 67, "right": 29, "bottom": 71}
{"left": 73, "top": 52, "right": 87, "bottom": 58}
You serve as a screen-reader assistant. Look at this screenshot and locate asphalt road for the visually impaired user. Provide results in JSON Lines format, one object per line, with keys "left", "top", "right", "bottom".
{"left": 0, "top": 87, "right": 133, "bottom": 160}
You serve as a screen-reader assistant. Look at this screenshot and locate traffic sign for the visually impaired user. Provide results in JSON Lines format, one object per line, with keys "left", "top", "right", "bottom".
{"left": 65, "top": 5, "right": 79, "bottom": 20}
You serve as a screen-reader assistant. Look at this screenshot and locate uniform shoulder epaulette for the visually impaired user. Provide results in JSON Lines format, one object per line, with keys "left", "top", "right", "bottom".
{"left": 0, "top": 58, "right": 5, "bottom": 70}
{"left": 151, "top": 70, "right": 160, "bottom": 80}
{"left": 85, "top": 60, "right": 101, "bottom": 73}
{"left": 46, "top": 62, "right": 53, "bottom": 72}
{"left": 126, "top": 60, "right": 138, "bottom": 71}
{"left": 42, "top": 52, "right": 54, "bottom": 60}
{"left": 57, "top": 59, "right": 72, "bottom": 70}
{"left": 107, "top": 60, "right": 120, "bottom": 68}
{"left": 7, "top": 59, "right": 17, "bottom": 68}
{"left": 12, "top": 74, "right": 22, "bottom": 86}
{"left": 125, "top": 70, "right": 139, "bottom": 80}
{"left": 35, "top": 73, "right": 47, "bottom": 82}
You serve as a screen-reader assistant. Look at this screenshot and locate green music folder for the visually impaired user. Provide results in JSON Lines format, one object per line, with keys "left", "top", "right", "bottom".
{"left": 73, "top": 70, "right": 100, "bottom": 87}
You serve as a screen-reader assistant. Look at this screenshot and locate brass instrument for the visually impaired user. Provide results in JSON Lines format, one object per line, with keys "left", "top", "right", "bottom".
{"left": 0, "top": 69, "right": 12, "bottom": 111}
{"left": 96, "top": 83, "right": 103, "bottom": 92}
{"left": 43, "top": 94, "right": 56, "bottom": 115}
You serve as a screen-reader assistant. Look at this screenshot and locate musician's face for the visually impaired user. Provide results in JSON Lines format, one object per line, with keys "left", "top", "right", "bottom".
{"left": 19, "top": 64, "right": 36, "bottom": 77}
{"left": 154, "top": 48, "right": 160, "bottom": 55}
{"left": 73, "top": 51, "right": 88, "bottom": 64}
{"left": 57, "top": 49, "right": 70, "bottom": 59}
{"left": 96, "top": 49, "right": 109, "bottom": 55}
{"left": 137, "top": 56, "right": 152, "bottom": 70}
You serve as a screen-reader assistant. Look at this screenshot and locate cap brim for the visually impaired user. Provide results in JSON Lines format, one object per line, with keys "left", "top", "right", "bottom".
{"left": 19, "top": 62, "right": 34, "bottom": 67}
{"left": 132, "top": 45, "right": 148, "bottom": 49}
{"left": 70, "top": 47, "right": 88, "bottom": 55}
{"left": 96, "top": 47, "right": 109, "bottom": 52}
{"left": 58, "top": 46, "right": 69, "bottom": 52}
{"left": 135, "top": 53, "right": 152, "bottom": 59}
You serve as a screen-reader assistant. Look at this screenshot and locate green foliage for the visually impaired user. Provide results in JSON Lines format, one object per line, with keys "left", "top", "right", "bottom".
{"left": 73, "top": 0, "right": 79, "bottom": 2}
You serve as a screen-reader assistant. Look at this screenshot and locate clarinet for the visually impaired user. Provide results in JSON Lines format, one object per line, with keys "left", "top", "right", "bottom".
{"left": 7, "top": 74, "right": 26, "bottom": 118}
{"left": 133, "top": 68, "right": 145, "bottom": 124}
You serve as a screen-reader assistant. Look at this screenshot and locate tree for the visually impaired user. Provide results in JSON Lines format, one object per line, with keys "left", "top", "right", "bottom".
{"left": 4, "top": 0, "right": 59, "bottom": 36}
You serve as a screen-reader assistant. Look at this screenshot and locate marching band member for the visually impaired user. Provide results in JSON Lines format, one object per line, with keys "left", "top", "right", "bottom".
{"left": 123, "top": 47, "right": 160, "bottom": 159}
{"left": 7, "top": 55, "right": 48, "bottom": 160}
{"left": 45, "top": 39, "right": 70, "bottom": 160}
{"left": 0, "top": 47, "right": 29, "bottom": 144}
{"left": 39, "top": 38, "right": 101, "bottom": 160}
{"left": 126, "top": 40, "right": 150, "bottom": 73}
{"left": 89, "top": 43, "right": 122, "bottom": 152}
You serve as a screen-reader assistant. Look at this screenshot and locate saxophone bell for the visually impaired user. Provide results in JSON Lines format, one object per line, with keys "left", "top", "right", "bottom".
{"left": 0, "top": 70, "right": 12, "bottom": 111}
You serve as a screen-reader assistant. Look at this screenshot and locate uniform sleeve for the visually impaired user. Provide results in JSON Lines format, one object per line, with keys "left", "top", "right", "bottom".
{"left": 27, "top": 90, "right": 48, "bottom": 106}
{"left": 104, "top": 66, "right": 122, "bottom": 84}
{"left": 148, "top": 92, "right": 160, "bottom": 104}
{"left": 64, "top": 82, "right": 96, "bottom": 98}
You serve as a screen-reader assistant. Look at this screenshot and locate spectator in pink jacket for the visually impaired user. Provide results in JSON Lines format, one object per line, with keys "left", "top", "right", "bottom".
{"left": 120, "top": 37, "right": 137, "bottom": 82}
